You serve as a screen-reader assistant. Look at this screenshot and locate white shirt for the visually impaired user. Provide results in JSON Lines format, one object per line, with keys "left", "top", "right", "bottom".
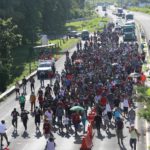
{"left": 46, "top": 141, "right": 55, "bottom": 150}
{"left": 94, "top": 95, "right": 101, "bottom": 104}
{"left": 45, "top": 111, "right": 53, "bottom": 121}
{"left": 123, "top": 99, "right": 129, "bottom": 107}
{"left": 63, "top": 117, "right": 69, "bottom": 125}
{"left": 106, "top": 103, "right": 111, "bottom": 112}
{"left": 0, "top": 123, "right": 7, "bottom": 134}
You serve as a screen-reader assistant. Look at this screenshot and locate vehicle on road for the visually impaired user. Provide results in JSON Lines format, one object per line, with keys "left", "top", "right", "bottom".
{"left": 125, "top": 20, "right": 135, "bottom": 27}
{"left": 116, "top": 8, "right": 124, "bottom": 17}
{"left": 122, "top": 25, "right": 136, "bottom": 41}
{"left": 37, "top": 60, "right": 55, "bottom": 80}
{"left": 81, "top": 30, "right": 89, "bottom": 40}
{"left": 125, "top": 13, "right": 134, "bottom": 21}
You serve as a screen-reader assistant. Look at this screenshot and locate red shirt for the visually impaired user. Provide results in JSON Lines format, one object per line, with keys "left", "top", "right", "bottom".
{"left": 100, "top": 97, "right": 107, "bottom": 106}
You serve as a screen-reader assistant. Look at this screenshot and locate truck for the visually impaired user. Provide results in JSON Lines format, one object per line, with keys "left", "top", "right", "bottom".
{"left": 122, "top": 25, "right": 136, "bottom": 41}
{"left": 117, "top": 8, "right": 123, "bottom": 17}
{"left": 125, "top": 13, "right": 134, "bottom": 21}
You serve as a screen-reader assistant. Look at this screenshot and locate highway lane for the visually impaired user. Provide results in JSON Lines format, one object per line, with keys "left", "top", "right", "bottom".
{"left": 133, "top": 12, "right": 150, "bottom": 41}
{"left": 0, "top": 46, "right": 84, "bottom": 150}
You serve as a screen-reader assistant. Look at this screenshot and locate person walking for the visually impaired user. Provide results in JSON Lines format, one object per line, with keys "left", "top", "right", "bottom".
{"left": 11, "top": 108, "right": 19, "bottom": 132}
{"left": 45, "top": 108, "right": 53, "bottom": 126}
{"left": 128, "top": 107, "right": 136, "bottom": 125}
{"left": 62, "top": 114, "right": 70, "bottom": 134}
{"left": 127, "top": 125, "right": 140, "bottom": 150}
{"left": 30, "top": 77, "right": 35, "bottom": 92}
{"left": 56, "top": 106, "right": 64, "bottom": 133}
{"left": 81, "top": 111, "right": 86, "bottom": 133}
{"left": 15, "top": 81, "right": 20, "bottom": 99}
{"left": 116, "top": 117, "right": 124, "bottom": 145}
{"left": 72, "top": 112, "right": 81, "bottom": 136}
{"left": 22, "top": 76, "right": 27, "bottom": 95}
{"left": 39, "top": 71, "right": 45, "bottom": 88}
{"left": 43, "top": 119, "right": 52, "bottom": 139}
{"left": 19, "top": 93, "right": 26, "bottom": 111}
{"left": 21, "top": 109, "right": 29, "bottom": 132}
{"left": 30, "top": 92, "right": 36, "bottom": 112}
{"left": 94, "top": 113, "right": 102, "bottom": 135}
{"left": 123, "top": 95, "right": 130, "bottom": 118}
{"left": 0, "top": 120, "right": 10, "bottom": 148}
{"left": 34, "top": 107, "right": 42, "bottom": 132}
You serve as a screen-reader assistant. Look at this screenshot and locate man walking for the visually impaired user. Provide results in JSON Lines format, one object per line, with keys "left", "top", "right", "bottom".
{"left": 19, "top": 93, "right": 26, "bottom": 111}
{"left": 0, "top": 120, "right": 10, "bottom": 147}
{"left": 34, "top": 107, "right": 42, "bottom": 132}
{"left": 30, "top": 77, "right": 35, "bottom": 92}
{"left": 22, "top": 76, "right": 27, "bottom": 95}
{"left": 11, "top": 108, "right": 19, "bottom": 132}
{"left": 127, "top": 125, "right": 140, "bottom": 150}
{"left": 21, "top": 109, "right": 29, "bottom": 132}
{"left": 30, "top": 92, "right": 36, "bottom": 112}
{"left": 116, "top": 117, "right": 124, "bottom": 145}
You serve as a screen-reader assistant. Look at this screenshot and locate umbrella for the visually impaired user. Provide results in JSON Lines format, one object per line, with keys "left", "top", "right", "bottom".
{"left": 129, "top": 72, "right": 141, "bottom": 78}
{"left": 112, "top": 63, "right": 119, "bottom": 66}
{"left": 70, "top": 106, "right": 85, "bottom": 112}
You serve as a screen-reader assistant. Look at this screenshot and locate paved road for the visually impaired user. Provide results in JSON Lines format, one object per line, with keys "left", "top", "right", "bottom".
{"left": 133, "top": 12, "right": 150, "bottom": 41}
{"left": 0, "top": 46, "right": 85, "bottom": 150}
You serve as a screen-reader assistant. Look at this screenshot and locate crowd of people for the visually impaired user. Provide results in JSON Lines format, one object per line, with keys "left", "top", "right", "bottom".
{"left": 0, "top": 22, "right": 145, "bottom": 150}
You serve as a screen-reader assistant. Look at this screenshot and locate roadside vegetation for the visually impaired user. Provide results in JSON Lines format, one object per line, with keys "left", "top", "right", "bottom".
{"left": 134, "top": 85, "right": 150, "bottom": 122}
{"left": 66, "top": 17, "right": 109, "bottom": 32}
{"left": 0, "top": 0, "right": 94, "bottom": 92}
{"left": 129, "top": 7, "right": 150, "bottom": 15}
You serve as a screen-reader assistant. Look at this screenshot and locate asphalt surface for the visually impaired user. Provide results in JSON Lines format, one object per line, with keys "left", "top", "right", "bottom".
{"left": 133, "top": 12, "right": 150, "bottom": 41}
{"left": 0, "top": 46, "right": 84, "bottom": 150}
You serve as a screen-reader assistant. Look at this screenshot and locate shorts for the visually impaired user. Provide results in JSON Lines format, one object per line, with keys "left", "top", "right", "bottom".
{"left": 16, "top": 89, "right": 19, "bottom": 93}
{"left": 116, "top": 129, "right": 123, "bottom": 139}
{"left": 123, "top": 107, "right": 128, "bottom": 113}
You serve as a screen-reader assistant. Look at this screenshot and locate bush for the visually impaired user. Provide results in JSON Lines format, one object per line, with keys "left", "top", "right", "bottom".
{"left": 0, "top": 66, "right": 9, "bottom": 92}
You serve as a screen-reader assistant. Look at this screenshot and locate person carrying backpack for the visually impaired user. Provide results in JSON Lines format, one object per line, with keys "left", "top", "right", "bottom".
{"left": 116, "top": 117, "right": 124, "bottom": 145}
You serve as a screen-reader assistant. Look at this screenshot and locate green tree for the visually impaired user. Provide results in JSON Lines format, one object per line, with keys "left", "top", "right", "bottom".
{"left": 0, "top": 18, "right": 22, "bottom": 92}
